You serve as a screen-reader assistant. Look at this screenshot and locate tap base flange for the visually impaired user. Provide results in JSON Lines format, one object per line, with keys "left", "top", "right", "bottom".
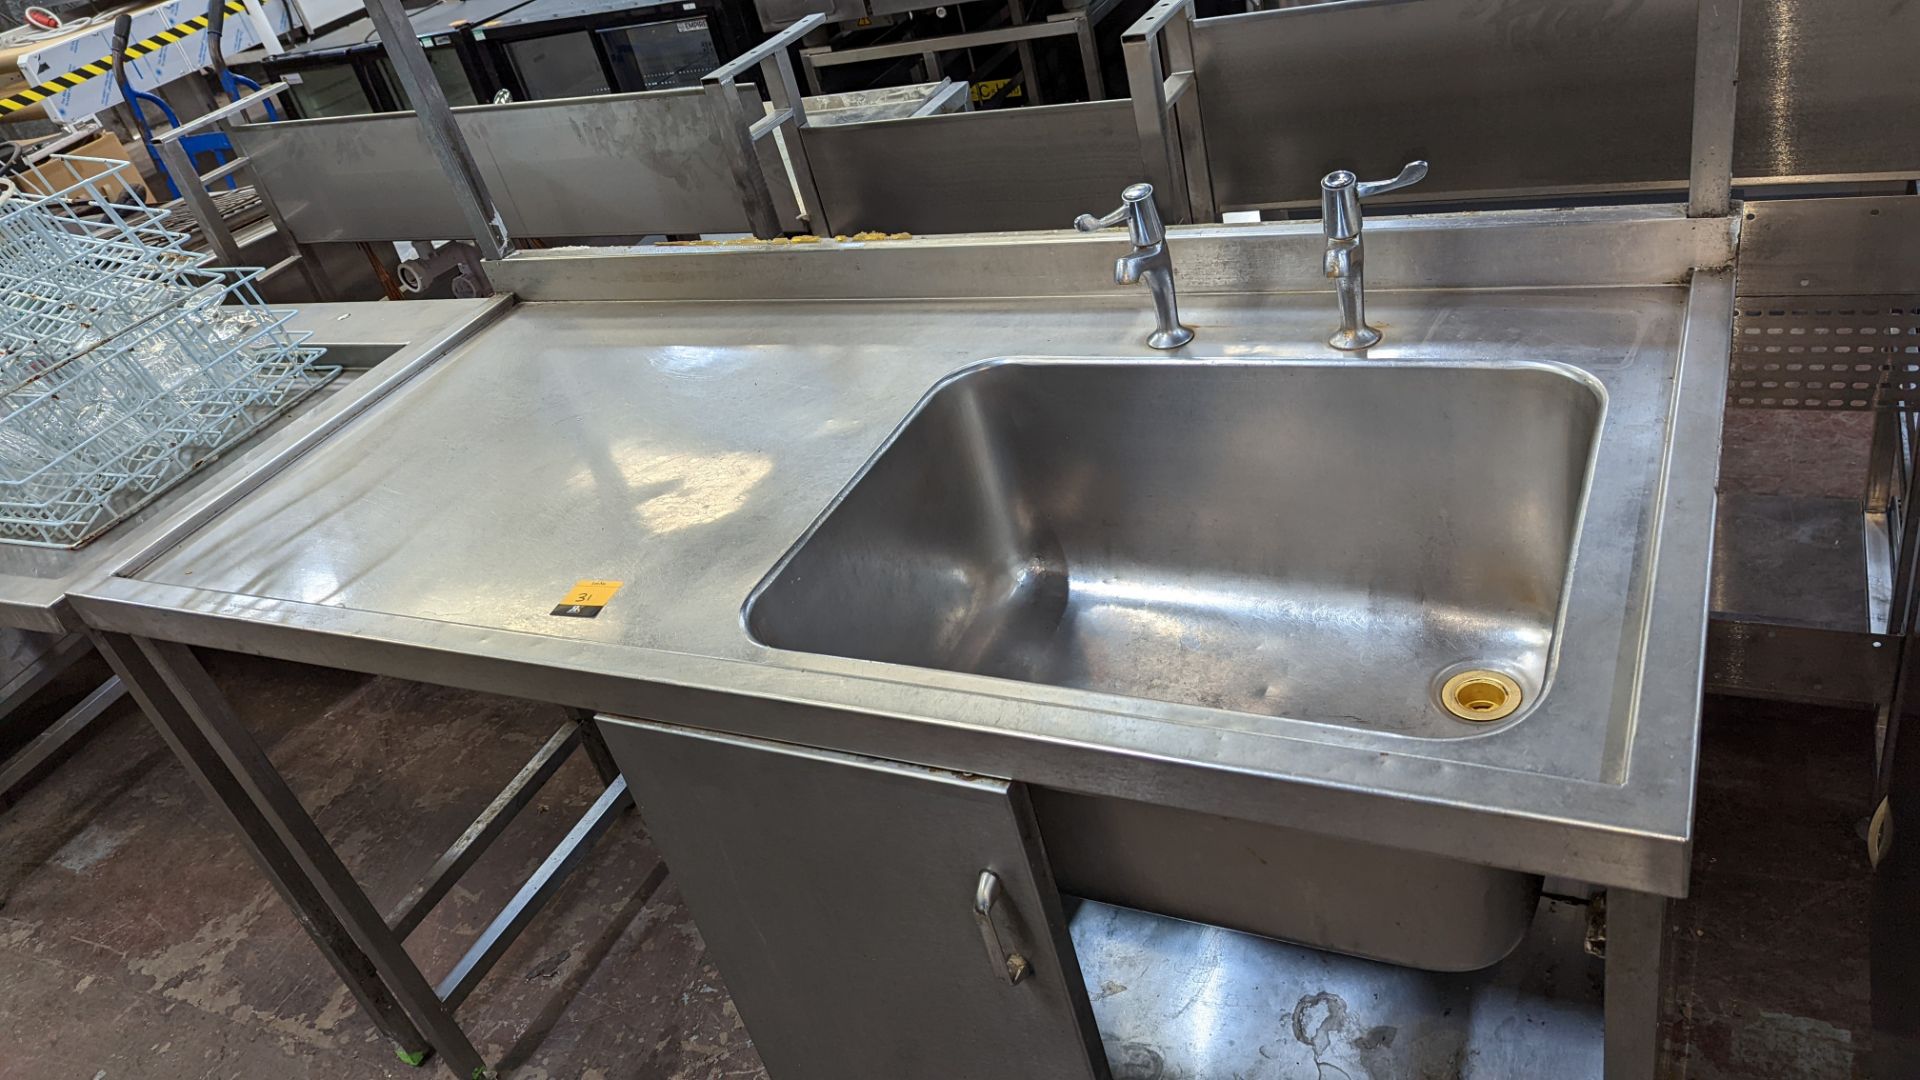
{"left": 1329, "top": 325, "right": 1382, "bottom": 351}
{"left": 1148, "top": 325, "right": 1196, "bottom": 350}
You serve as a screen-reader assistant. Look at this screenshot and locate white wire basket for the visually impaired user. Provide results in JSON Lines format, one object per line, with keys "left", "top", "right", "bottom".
{"left": 0, "top": 155, "right": 339, "bottom": 548}
{"left": 0, "top": 269, "right": 339, "bottom": 548}
{"left": 0, "top": 155, "right": 181, "bottom": 249}
{"left": 0, "top": 156, "right": 210, "bottom": 380}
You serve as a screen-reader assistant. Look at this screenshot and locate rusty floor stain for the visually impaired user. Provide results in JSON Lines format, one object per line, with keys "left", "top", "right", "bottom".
{"left": 0, "top": 649, "right": 1877, "bottom": 1079}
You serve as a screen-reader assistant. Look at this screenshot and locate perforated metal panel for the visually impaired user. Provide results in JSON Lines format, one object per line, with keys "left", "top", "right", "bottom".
{"left": 1882, "top": 310, "right": 1920, "bottom": 407}
{"left": 1726, "top": 296, "right": 1920, "bottom": 410}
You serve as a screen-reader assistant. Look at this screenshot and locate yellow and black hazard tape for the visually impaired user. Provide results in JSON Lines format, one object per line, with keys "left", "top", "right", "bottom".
{"left": 0, "top": 0, "right": 248, "bottom": 114}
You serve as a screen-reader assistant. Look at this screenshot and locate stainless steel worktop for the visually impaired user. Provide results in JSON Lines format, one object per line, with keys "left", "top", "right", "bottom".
{"left": 70, "top": 211, "right": 1733, "bottom": 896}
{"left": 0, "top": 298, "right": 504, "bottom": 634}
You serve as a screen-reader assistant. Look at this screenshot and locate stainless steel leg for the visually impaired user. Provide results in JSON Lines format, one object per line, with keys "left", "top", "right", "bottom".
{"left": 435, "top": 776, "right": 628, "bottom": 1008}
{"left": 703, "top": 76, "right": 783, "bottom": 239}
{"left": 95, "top": 633, "right": 483, "bottom": 1077}
{"left": 0, "top": 674, "right": 125, "bottom": 797}
{"left": 1887, "top": 407, "right": 1920, "bottom": 646}
{"left": 1072, "top": 14, "right": 1104, "bottom": 99}
{"left": 1867, "top": 405, "right": 1900, "bottom": 517}
{"left": 566, "top": 707, "right": 623, "bottom": 787}
{"left": 246, "top": 161, "right": 336, "bottom": 303}
{"left": 1008, "top": 0, "right": 1044, "bottom": 106}
{"left": 1875, "top": 614, "right": 1920, "bottom": 1076}
{"left": 1603, "top": 888, "right": 1667, "bottom": 1080}
{"left": 387, "top": 722, "right": 581, "bottom": 939}
{"left": 0, "top": 631, "right": 88, "bottom": 715}
{"left": 155, "top": 139, "right": 246, "bottom": 267}
{"left": 800, "top": 50, "right": 824, "bottom": 96}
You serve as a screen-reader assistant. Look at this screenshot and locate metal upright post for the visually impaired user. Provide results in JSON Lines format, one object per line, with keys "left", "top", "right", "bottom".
{"left": 1068, "top": 12, "right": 1104, "bottom": 100}
{"left": 1123, "top": 16, "right": 1181, "bottom": 217}
{"left": 1602, "top": 889, "right": 1668, "bottom": 1079}
{"left": 1122, "top": 0, "right": 1210, "bottom": 223}
{"left": 1686, "top": 0, "right": 1742, "bottom": 218}
{"left": 1161, "top": 0, "right": 1212, "bottom": 222}
{"left": 566, "top": 707, "right": 626, "bottom": 788}
{"left": 702, "top": 14, "right": 826, "bottom": 239}
{"left": 1875, "top": 620, "right": 1920, "bottom": 1077}
{"left": 148, "top": 82, "right": 334, "bottom": 300}
{"left": 155, "top": 139, "right": 245, "bottom": 266}
{"left": 799, "top": 49, "right": 825, "bottom": 96}
{"left": 362, "top": 0, "right": 512, "bottom": 271}
{"left": 1006, "top": 0, "right": 1045, "bottom": 106}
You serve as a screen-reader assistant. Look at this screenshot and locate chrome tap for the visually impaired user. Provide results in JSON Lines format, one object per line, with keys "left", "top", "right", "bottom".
{"left": 1321, "top": 160, "right": 1428, "bottom": 351}
{"left": 1075, "top": 182, "right": 1194, "bottom": 350}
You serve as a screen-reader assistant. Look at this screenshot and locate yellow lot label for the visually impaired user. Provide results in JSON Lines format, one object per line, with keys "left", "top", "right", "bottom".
{"left": 557, "top": 579, "right": 622, "bottom": 608}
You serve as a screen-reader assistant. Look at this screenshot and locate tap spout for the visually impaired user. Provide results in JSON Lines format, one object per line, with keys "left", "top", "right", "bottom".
{"left": 1074, "top": 183, "right": 1195, "bottom": 351}
{"left": 1319, "top": 159, "right": 1427, "bottom": 351}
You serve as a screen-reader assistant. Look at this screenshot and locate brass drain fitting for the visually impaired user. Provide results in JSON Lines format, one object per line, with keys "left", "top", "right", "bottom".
{"left": 1440, "top": 670, "right": 1522, "bottom": 722}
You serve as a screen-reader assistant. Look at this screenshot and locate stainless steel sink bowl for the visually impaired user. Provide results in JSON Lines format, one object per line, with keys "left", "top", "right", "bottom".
{"left": 747, "top": 358, "right": 1604, "bottom": 740}
{"left": 1031, "top": 788, "right": 1545, "bottom": 972}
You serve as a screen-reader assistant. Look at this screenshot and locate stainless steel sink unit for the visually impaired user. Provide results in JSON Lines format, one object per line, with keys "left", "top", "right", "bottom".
{"left": 68, "top": 206, "right": 1737, "bottom": 1080}
{"left": 48, "top": 0, "right": 1756, "bottom": 1069}
{"left": 750, "top": 359, "right": 1601, "bottom": 742}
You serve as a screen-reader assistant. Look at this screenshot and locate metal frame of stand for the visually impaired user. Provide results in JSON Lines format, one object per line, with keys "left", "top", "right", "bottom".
{"left": 91, "top": 632, "right": 632, "bottom": 1076}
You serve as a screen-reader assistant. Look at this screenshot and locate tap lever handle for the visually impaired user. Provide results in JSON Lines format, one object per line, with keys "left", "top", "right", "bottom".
{"left": 1355, "top": 160, "right": 1429, "bottom": 199}
{"left": 1074, "top": 206, "right": 1129, "bottom": 232}
{"left": 1321, "top": 159, "right": 1428, "bottom": 241}
{"left": 1073, "top": 182, "right": 1164, "bottom": 248}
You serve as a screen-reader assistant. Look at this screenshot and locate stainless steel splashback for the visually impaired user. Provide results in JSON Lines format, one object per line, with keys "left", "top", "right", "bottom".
{"left": 799, "top": 101, "right": 1143, "bottom": 235}
{"left": 227, "top": 0, "right": 1917, "bottom": 247}
{"left": 228, "top": 86, "right": 799, "bottom": 244}
{"left": 1194, "top": 0, "right": 1920, "bottom": 211}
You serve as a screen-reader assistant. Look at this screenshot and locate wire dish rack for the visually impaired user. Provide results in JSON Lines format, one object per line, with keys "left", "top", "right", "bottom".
{"left": 0, "top": 156, "right": 207, "bottom": 377}
{"left": 0, "top": 155, "right": 338, "bottom": 548}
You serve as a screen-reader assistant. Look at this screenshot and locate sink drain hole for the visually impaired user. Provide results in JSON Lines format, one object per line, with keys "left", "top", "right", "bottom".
{"left": 1440, "top": 670, "right": 1522, "bottom": 722}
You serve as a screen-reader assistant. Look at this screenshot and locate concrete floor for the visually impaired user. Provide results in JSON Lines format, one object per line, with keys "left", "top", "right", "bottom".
{"left": 1662, "top": 696, "right": 1875, "bottom": 1079}
{"left": 0, "top": 653, "right": 759, "bottom": 1080}
{"left": 0, "top": 649, "right": 1876, "bottom": 1079}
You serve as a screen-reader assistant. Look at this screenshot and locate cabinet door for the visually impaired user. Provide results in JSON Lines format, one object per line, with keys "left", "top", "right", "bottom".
{"left": 599, "top": 716, "right": 1109, "bottom": 1080}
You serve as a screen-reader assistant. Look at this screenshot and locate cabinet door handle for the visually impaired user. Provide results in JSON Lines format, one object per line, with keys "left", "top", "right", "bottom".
{"left": 973, "top": 870, "right": 1030, "bottom": 985}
